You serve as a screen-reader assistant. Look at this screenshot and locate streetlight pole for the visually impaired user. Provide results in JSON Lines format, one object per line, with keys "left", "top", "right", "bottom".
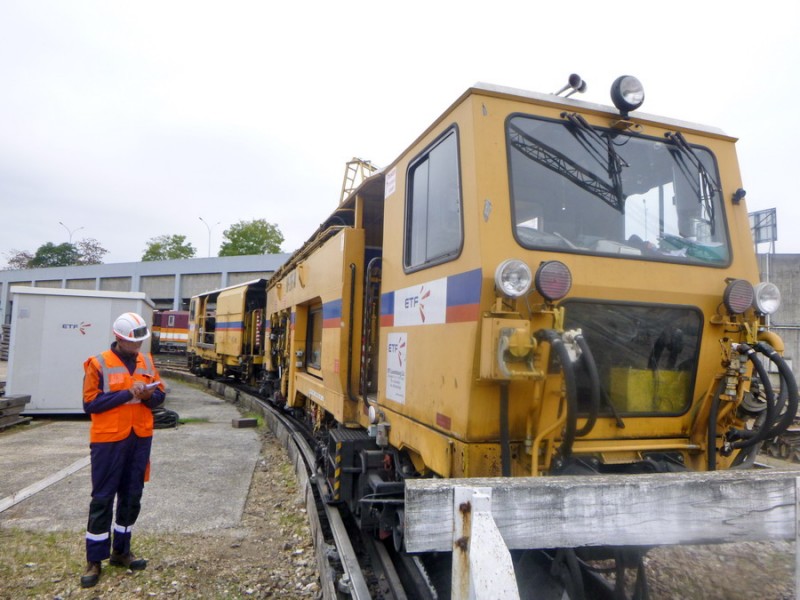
{"left": 199, "top": 217, "right": 220, "bottom": 258}
{"left": 59, "top": 221, "right": 84, "bottom": 244}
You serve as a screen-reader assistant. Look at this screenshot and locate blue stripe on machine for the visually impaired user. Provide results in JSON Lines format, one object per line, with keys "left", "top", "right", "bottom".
{"left": 446, "top": 268, "right": 482, "bottom": 307}
{"left": 324, "top": 299, "right": 342, "bottom": 320}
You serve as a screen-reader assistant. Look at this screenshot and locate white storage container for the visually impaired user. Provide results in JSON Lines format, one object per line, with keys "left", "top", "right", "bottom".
{"left": 6, "top": 287, "right": 154, "bottom": 414}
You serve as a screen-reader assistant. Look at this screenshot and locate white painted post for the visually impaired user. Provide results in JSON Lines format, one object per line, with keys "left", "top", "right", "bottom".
{"left": 452, "top": 486, "right": 520, "bottom": 600}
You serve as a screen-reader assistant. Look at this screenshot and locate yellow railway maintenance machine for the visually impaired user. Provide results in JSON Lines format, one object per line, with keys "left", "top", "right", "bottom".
{"left": 260, "top": 76, "right": 798, "bottom": 598}
{"left": 187, "top": 279, "right": 267, "bottom": 381}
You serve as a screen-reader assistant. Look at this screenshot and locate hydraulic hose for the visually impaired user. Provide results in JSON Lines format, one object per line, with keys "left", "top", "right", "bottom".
{"left": 725, "top": 344, "right": 776, "bottom": 451}
{"left": 574, "top": 334, "right": 600, "bottom": 437}
{"left": 730, "top": 424, "right": 764, "bottom": 469}
{"left": 755, "top": 341, "right": 800, "bottom": 438}
{"left": 535, "top": 329, "right": 578, "bottom": 458}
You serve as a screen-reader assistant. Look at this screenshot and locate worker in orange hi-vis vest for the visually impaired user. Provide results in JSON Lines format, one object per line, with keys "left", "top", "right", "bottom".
{"left": 79, "top": 312, "right": 166, "bottom": 589}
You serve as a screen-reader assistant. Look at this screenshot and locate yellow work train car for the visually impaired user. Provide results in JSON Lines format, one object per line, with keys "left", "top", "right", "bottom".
{"left": 188, "top": 279, "right": 267, "bottom": 381}
{"left": 261, "top": 77, "right": 797, "bottom": 562}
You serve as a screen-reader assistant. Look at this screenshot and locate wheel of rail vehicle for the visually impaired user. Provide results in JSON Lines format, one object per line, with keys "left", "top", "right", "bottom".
{"left": 512, "top": 550, "right": 570, "bottom": 599}
{"left": 392, "top": 508, "right": 405, "bottom": 552}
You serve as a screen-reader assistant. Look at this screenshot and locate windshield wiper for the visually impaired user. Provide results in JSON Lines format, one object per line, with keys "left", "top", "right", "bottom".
{"left": 665, "top": 131, "right": 719, "bottom": 235}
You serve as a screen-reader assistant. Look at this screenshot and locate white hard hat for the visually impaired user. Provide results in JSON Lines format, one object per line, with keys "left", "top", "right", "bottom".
{"left": 113, "top": 312, "right": 151, "bottom": 342}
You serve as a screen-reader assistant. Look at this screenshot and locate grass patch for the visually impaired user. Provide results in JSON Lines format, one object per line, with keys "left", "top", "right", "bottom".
{"left": 177, "top": 417, "right": 210, "bottom": 424}
{"left": 0, "top": 528, "right": 233, "bottom": 598}
{"left": 0, "top": 528, "right": 87, "bottom": 597}
{"left": 242, "top": 412, "right": 264, "bottom": 428}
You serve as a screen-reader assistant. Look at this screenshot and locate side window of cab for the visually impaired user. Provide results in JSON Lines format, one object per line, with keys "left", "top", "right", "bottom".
{"left": 404, "top": 127, "right": 463, "bottom": 271}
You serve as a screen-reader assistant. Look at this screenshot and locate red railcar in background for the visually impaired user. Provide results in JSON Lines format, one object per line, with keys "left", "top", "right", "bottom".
{"left": 152, "top": 310, "right": 189, "bottom": 354}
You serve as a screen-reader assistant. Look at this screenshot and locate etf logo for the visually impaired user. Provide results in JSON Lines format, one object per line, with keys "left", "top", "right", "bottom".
{"left": 62, "top": 322, "right": 92, "bottom": 335}
{"left": 394, "top": 277, "right": 447, "bottom": 327}
{"left": 403, "top": 286, "right": 431, "bottom": 322}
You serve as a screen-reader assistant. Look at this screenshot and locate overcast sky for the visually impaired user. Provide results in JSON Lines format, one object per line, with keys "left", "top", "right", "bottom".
{"left": 2, "top": 0, "right": 799, "bottom": 266}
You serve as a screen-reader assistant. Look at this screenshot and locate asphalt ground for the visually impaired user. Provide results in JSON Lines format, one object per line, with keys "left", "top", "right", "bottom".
{"left": 0, "top": 365, "right": 261, "bottom": 537}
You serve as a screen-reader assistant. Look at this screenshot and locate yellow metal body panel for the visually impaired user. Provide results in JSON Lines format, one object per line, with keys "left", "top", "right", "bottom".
{"left": 266, "top": 228, "right": 366, "bottom": 425}
{"left": 262, "top": 84, "right": 781, "bottom": 481}
{"left": 371, "top": 87, "right": 764, "bottom": 477}
{"left": 216, "top": 286, "right": 248, "bottom": 360}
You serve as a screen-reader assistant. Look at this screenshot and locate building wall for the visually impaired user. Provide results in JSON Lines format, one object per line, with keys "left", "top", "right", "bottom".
{"left": 759, "top": 254, "right": 800, "bottom": 375}
{"left": 34, "top": 280, "right": 62, "bottom": 288}
{"left": 65, "top": 279, "right": 97, "bottom": 290}
{"left": 100, "top": 277, "right": 132, "bottom": 292}
{"left": 141, "top": 275, "right": 175, "bottom": 300}
{"left": 229, "top": 271, "right": 269, "bottom": 285}
{"left": 0, "top": 254, "right": 290, "bottom": 325}
{"left": 182, "top": 273, "right": 224, "bottom": 298}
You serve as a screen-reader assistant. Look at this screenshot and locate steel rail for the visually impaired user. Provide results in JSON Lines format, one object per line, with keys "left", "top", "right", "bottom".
{"left": 170, "top": 368, "right": 381, "bottom": 600}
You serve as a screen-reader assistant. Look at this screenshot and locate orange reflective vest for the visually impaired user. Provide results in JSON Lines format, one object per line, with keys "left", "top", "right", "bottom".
{"left": 83, "top": 350, "right": 161, "bottom": 443}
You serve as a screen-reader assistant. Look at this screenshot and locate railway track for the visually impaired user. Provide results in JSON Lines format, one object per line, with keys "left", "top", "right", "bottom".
{"left": 157, "top": 361, "right": 435, "bottom": 600}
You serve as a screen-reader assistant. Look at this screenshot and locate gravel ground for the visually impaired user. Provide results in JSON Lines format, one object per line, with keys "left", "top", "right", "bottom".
{"left": 645, "top": 540, "right": 795, "bottom": 599}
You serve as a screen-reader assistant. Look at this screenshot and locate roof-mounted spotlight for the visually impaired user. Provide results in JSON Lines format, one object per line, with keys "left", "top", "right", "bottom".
{"left": 554, "top": 73, "right": 588, "bottom": 98}
{"left": 610, "top": 75, "right": 645, "bottom": 117}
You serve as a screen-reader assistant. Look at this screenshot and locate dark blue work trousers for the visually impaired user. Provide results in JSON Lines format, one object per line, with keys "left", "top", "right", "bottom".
{"left": 85, "top": 431, "right": 152, "bottom": 562}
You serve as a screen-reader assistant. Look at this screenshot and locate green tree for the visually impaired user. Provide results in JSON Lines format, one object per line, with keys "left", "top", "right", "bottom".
{"left": 4, "top": 238, "right": 109, "bottom": 270}
{"left": 141, "top": 234, "right": 197, "bottom": 261}
{"left": 28, "top": 242, "right": 80, "bottom": 268}
{"left": 219, "top": 219, "right": 284, "bottom": 256}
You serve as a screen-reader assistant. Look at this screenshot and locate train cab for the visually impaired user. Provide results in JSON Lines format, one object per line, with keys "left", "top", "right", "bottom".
{"left": 261, "top": 76, "right": 795, "bottom": 498}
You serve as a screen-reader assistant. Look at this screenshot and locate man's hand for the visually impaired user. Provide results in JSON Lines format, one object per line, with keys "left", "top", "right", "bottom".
{"left": 131, "top": 382, "right": 154, "bottom": 401}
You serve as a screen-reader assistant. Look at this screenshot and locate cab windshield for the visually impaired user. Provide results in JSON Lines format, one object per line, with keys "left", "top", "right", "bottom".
{"left": 506, "top": 114, "right": 730, "bottom": 265}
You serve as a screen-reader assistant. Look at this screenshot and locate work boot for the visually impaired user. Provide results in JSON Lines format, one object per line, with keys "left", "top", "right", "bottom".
{"left": 109, "top": 550, "right": 147, "bottom": 570}
{"left": 80, "top": 561, "right": 102, "bottom": 588}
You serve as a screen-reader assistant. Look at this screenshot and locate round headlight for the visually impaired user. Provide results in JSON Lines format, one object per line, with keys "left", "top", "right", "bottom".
{"left": 753, "top": 282, "right": 781, "bottom": 315}
{"left": 723, "top": 279, "right": 755, "bottom": 315}
{"left": 494, "top": 259, "right": 532, "bottom": 298}
{"left": 610, "top": 75, "right": 645, "bottom": 116}
{"left": 534, "top": 261, "right": 572, "bottom": 302}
